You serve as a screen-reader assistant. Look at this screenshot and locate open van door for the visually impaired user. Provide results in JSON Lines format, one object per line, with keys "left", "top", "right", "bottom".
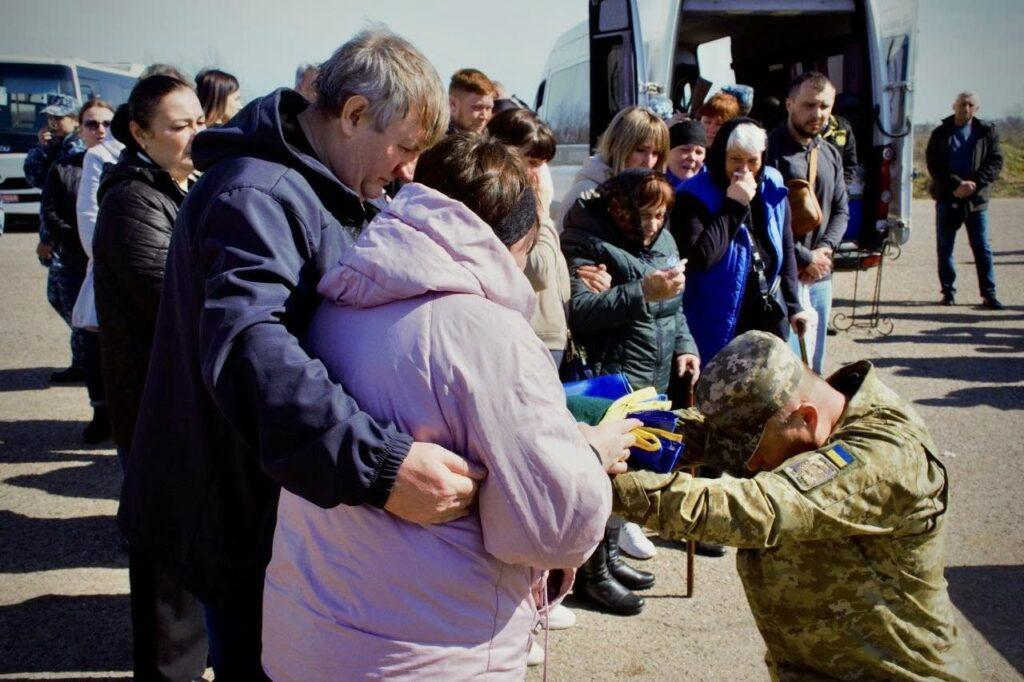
{"left": 588, "top": 0, "right": 648, "bottom": 149}
{"left": 866, "top": 0, "right": 918, "bottom": 245}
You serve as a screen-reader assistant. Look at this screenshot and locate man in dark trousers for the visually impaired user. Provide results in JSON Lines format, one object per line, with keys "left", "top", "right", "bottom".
{"left": 926, "top": 91, "right": 1005, "bottom": 309}
{"left": 767, "top": 72, "right": 849, "bottom": 373}
{"left": 121, "top": 29, "right": 483, "bottom": 679}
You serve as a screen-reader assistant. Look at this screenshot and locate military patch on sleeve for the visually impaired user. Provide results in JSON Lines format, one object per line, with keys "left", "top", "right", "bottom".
{"left": 781, "top": 453, "right": 840, "bottom": 492}
{"left": 823, "top": 442, "right": 855, "bottom": 469}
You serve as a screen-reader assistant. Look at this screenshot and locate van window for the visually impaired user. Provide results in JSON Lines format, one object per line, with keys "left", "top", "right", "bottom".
{"left": 543, "top": 62, "right": 590, "bottom": 145}
{"left": 695, "top": 37, "right": 736, "bottom": 96}
{"left": 77, "top": 67, "right": 136, "bottom": 106}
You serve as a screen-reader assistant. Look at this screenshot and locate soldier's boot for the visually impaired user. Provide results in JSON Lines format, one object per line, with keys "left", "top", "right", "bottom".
{"left": 575, "top": 536, "right": 644, "bottom": 616}
{"left": 605, "top": 525, "right": 655, "bottom": 591}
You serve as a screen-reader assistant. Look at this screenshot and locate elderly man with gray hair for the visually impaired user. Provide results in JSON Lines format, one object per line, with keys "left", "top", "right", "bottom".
{"left": 120, "top": 28, "right": 479, "bottom": 678}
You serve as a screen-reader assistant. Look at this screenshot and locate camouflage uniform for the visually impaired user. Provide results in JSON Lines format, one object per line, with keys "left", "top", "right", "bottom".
{"left": 614, "top": 331, "right": 978, "bottom": 681}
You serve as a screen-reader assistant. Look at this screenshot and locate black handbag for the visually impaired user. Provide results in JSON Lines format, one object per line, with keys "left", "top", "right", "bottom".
{"left": 559, "top": 333, "right": 594, "bottom": 382}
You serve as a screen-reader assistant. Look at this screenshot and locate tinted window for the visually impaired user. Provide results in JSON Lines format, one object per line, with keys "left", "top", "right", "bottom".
{"left": 77, "top": 67, "right": 136, "bottom": 107}
{"left": 0, "top": 63, "right": 75, "bottom": 135}
{"left": 541, "top": 62, "right": 590, "bottom": 146}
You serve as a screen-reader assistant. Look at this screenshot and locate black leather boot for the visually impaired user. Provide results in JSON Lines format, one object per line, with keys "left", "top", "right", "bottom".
{"left": 606, "top": 526, "right": 655, "bottom": 590}
{"left": 575, "top": 537, "right": 644, "bottom": 616}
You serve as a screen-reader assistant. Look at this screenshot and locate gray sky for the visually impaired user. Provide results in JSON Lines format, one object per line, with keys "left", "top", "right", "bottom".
{"left": 2, "top": 0, "right": 1021, "bottom": 124}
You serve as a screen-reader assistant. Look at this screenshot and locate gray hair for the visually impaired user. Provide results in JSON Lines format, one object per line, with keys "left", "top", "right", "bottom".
{"left": 315, "top": 27, "right": 449, "bottom": 147}
{"left": 955, "top": 90, "right": 979, "bottom": 104}
{"left": 295, "top": 63, "right": 318, "bottom": 89}
{"left": 726, "top": 122, "right": 767, "bottom": 156}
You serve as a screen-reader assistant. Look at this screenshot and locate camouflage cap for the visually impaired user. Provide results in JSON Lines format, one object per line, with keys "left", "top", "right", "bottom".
{"left": 41, "top": 93, "right": 80, "bottom": 118}
{"left": 695, "top": 331, "right": 804, "bottom": 475}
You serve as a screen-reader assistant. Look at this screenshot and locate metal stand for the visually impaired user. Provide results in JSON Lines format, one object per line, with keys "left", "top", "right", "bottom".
{"left": 832, "top": 242, "right": 901, "bottom": 335}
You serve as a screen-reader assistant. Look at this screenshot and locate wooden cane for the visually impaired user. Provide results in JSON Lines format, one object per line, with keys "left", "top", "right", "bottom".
{"left": 682, "top": 373, "right": 697, "bottom": 598}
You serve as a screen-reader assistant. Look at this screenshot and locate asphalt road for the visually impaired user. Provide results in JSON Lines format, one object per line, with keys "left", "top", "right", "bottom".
{"left": 0, "top": 199, "right": 1021, "bottom": 680}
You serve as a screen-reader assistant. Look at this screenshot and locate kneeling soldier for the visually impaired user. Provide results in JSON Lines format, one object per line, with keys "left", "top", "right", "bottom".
{"left": 614, "top": 330, "right": 978, "bottom": 680}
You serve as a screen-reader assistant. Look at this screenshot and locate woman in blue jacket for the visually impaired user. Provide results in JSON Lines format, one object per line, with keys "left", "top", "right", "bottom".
{"left": 672, "top": 117, "right": 810, "bottom": 364}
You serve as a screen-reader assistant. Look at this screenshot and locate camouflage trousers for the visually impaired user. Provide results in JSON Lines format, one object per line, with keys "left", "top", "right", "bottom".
{"left": 46, "top": 258, "right": 87, "bottom": 370}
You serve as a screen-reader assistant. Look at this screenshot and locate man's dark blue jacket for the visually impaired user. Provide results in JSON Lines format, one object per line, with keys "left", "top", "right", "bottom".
{"left": 119, "top": 89, "right": 413, "bottom": 603}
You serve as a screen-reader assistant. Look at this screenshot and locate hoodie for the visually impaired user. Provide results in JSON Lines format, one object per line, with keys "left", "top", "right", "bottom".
{"left": 554, "top": 153, "right": 614, "bottom": 230}
{"left": 120, "top": 89, "right": 414, "bottom": 603}
{"left": 263, "top": 183, "right": 611, "bottom": 680}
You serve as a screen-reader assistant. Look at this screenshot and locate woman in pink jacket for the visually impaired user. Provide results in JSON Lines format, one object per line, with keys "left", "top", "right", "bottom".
{"left": 262, "top": 133, "right": 631, "bottom": 680}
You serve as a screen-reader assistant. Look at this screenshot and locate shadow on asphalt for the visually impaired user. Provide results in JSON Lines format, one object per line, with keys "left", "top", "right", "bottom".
{"left": 0, "top": 510, "right": 125, "bottom": 573}
{"left": 0, "top": 366, "right": 63, "bottom": 392}
{"left": 0, "top": 419, "right": 113, "bottom": 463}
{"left": 0, "top": 594, "right": 131, "bottom": 675}
{"left": 4, "top": 451, "right": 121, "bottom": 500}
{"left": 947, "top": 565, "right": 1024, "bottom": 674}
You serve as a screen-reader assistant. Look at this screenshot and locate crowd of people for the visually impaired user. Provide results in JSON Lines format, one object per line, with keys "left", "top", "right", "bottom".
{"left": 13, "top": 24, "right": 996, "bottom": 681}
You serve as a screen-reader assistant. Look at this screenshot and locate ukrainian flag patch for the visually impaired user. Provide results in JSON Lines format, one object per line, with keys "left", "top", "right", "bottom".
{"left": 823, "top": 443, "right": 854, "bottom": 469}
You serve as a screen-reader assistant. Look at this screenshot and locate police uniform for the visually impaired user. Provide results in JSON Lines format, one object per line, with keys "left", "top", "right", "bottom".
{"left": 614, "top": 331, "right": 978, "bottom": 681}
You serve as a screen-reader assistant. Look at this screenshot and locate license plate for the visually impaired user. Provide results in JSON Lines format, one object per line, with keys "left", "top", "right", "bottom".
{"left": 0, "top": 194, "right": 19, "bottom": 203}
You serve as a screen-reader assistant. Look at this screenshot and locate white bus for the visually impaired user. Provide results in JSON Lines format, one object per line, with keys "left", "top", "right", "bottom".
{"left": 0, "top": 57, "right": 143, "bottom": 222}
{"left": 535, "top": 0, "right": 918, "bottom": 251}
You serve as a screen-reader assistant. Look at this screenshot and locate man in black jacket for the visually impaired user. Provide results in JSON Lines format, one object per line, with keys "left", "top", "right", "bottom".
{"left": 926, "top": 91, "right": 1005, "bottom": 308}
{"left": 123, "top": 29, "right": 482, "bottom": 678}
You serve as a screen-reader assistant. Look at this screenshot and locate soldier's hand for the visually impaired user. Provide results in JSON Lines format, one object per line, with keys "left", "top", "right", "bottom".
{"left": 37, "top": 128, "right": 53, "bottom": 146}
{"left": 385, "top": 442, "right": 486, "bottom": 525}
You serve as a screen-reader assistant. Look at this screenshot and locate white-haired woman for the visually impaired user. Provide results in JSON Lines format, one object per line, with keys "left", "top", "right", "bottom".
{"left": 555, "top": 106, "right": 669, "bottom": 230}
{"left": 671, "top": 117, "right": 810, "bottom": 364}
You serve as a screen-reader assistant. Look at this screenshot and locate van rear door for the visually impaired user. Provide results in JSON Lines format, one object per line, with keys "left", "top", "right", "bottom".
{"left": 588, "top": 0, "right": 648, "bottom": 148}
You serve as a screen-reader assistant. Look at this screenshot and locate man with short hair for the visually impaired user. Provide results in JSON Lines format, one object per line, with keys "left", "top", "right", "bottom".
{"left": 294, "top": 62, "right": 319, "bottom": 103}
{"left": 767, "top": 71, "right": 849, "bottom": 374}
{"left": 122, "top": 29, "right": 481, "bottom": 678}
{"left": 448, "top": 67, "right": 495, "bottom": 133}
{"left": 926, "top": 91, "right": 1004, "bottom": 309}
{"left": 613, "top": 330, "right": 979, "bottom": 680}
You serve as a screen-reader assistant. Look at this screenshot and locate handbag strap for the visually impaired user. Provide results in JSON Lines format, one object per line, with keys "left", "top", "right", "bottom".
{"left": 744, "top": 207, "right": 776, "bottom": 309}
{"left": 808, "top": 143, "right": 819, "bottom": 193}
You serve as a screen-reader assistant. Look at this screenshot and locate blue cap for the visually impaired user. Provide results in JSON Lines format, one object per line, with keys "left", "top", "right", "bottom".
{"left": 41, "top": 93, "right": 80, "bottom": 118}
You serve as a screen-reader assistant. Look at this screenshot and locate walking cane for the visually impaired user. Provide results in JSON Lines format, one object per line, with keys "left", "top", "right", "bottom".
{"left": 797, "top": 319, "right": 810, "bottom": 367}
{"left": 682, "top": 371, "right": 697, "bottom": 598}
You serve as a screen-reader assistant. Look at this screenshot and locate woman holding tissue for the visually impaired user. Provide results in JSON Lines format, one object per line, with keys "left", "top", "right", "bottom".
{"left": 672, "top": 118, "right": 810, "bottom": 364}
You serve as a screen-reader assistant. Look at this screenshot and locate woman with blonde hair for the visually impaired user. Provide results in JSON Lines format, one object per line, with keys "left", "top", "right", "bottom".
{"left": 555, "top": 106, "right": 669, "bottom": 229}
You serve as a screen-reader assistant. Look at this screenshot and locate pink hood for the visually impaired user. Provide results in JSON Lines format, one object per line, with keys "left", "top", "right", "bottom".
{"left": 264, "top": 182, "right": 610, "bottom": 680}
{"left": 318, "top": 182, "right": 536, "bottom": 320}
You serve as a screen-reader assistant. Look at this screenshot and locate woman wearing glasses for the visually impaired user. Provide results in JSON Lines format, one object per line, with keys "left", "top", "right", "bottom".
{"left": 39, "top": 97, "right": 115, "bottom": 443}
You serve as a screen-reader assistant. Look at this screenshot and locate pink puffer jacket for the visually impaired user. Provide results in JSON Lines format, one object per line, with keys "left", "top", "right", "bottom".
{"left": 262, "top": 183, "right": 611, "bottom": 680}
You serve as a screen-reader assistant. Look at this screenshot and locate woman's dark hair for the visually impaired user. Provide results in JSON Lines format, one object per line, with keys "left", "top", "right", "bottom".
{"left": 414, "top": 132, "right": 537, "bottom": 246}
{"left": 111, "top": 74, "right": 192, "bottom": 152}
{"left": 486, "top": 108, "right": 556, "bottom": 162}
{"left": 599, "top": 168, "right": 675, "bottom": 244}
{"left": 196, "top": 69, "right": 239, "bottom": 124}
{"left": 78, "top": 97, "right": 114, "bottom": 123}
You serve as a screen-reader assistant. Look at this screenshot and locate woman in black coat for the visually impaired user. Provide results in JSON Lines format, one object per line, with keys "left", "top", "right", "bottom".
{"left": 92, "top": 74, "right": 209, "bottom": 682}
{"left": 93, "top": 77, "right": 205, "bottom": 456}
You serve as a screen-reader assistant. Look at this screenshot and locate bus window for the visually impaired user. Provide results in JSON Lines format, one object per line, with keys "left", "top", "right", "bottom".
{"left": 696, "top": 37, "right": 736, "bottom": 96}
{"left": 0, "top": 63, "right": 75, "bottom": 141}
{"left": 543, "top": 62, "right": 590, "bottom": 146}
{"left": 77, "top": 66, "right": 136, "bottom": 106}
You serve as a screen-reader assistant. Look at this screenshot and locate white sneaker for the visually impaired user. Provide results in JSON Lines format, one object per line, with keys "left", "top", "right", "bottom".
{"left": 543, "top": 603, "right": 576, "bottom": 630}
{"left": 527, "top": 635, "right": 544, "bottom": 666}
{"left": 619, "top": 521, "right": 657, "bottom": 559}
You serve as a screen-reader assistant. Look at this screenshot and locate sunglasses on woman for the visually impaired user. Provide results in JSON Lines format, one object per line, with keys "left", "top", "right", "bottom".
{"left": 83, "top": 120, "right": 112, "bottom": 131}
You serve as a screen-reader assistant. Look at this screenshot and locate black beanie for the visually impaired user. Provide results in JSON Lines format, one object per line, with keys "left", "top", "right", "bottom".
{"left": 669, "top": 119, "right": 707, "bottom": 149}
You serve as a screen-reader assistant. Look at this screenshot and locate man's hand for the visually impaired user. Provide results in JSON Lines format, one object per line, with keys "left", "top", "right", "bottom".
{"left": 725, "top": 170, "right": 757, "bottom": 206}
{"left": 674, "top": 354, "right": 700, "bottom": 384}
{"left": 576, "top": 264, "right": 611, "bottom": 293}
{"left": 578, "top": 419, "right": 639, "bottom": 475}
{"left": 384, "top": 442, "right": 486, "bottom": 525}
{"left": 790, "top": 310, "right": 814, "bottom": 338}
{"left": 953, "top": 180, "right": 977, "bottom": 199}
{"left": 800, "top": 247, "right": 833, "bottom": 283}
{"left": 642, "top": 265, "right": 686, "bottom": 302}
{"left": 37, "top": 128, "right": 53, "bottom": 146}
{"left": 36, "top": 242, "right": 53, "bottom": 260}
